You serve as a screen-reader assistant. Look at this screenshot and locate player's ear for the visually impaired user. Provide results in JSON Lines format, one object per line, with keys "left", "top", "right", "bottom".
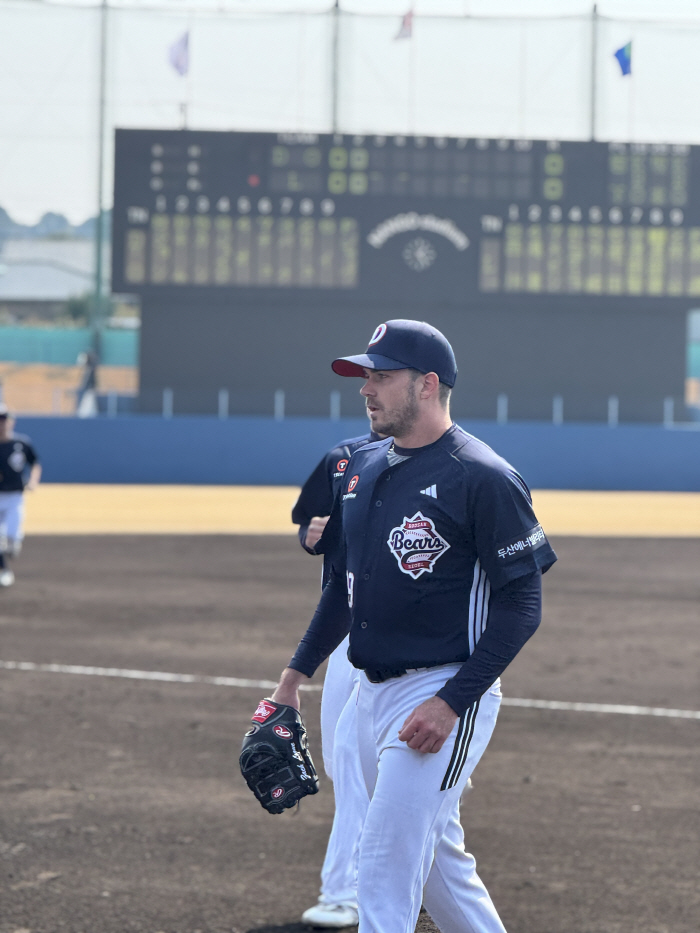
{"left": 420, "top": 372, "right": 440, "bottom": 400}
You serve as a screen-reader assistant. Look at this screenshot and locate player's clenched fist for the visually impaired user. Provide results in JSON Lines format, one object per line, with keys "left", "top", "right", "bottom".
{"left": 398, "top": 696, "right": 458, "bottom": 754}
{"left": 304, "top": 515, "right": 329, "bottom": 550}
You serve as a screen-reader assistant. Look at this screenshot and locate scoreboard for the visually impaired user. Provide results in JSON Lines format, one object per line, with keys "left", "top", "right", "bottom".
{"left": 112, "top": 129, "right": 691, "bottom": 421}
{"left": 112, "top": 129, "right": 700, "bottom": 304}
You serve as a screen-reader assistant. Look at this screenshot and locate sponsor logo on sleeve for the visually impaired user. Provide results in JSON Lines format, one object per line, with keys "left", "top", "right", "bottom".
{"left": 333, "top": 458, "right": 349, "bottom": 478}
{"left": 343, "top": 474, "right": 360, "bottom": 500}
{"left": 251, "top": 699, "right": 277, "bottom": 723}
{"left": 387, "top": 511, "right": 450, "bottom": 579}
{"left": 496, "top": 524, "right": 548, "bottom": 561}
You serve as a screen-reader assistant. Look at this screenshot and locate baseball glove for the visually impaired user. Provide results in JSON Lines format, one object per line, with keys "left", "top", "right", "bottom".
{"left": 240, "top": 698, "right": 320, "bottom": 814}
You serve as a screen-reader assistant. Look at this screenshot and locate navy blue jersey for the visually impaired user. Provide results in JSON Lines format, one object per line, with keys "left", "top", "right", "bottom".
{"left": 291, "top": 424, "right": 557, "bottom": 714}
{"left": 291, "top": 432, "right": 377, "bottom": 584}
{"left": 0, "top": 434, "right": 39, "bottom": 492}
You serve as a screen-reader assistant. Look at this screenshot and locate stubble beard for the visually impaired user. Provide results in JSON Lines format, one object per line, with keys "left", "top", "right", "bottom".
{"left": 368, "top": 385, "right": 419, "bottom": 440}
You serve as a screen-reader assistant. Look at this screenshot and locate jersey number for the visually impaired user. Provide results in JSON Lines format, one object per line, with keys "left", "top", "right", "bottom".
{"left": 346, "top": 571, "right": 355, "bottom": 608}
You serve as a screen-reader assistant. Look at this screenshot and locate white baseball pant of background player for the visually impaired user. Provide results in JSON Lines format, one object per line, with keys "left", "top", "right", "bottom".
{"left": 347, "top": 665, "right": 507, "bottom": 933}
{"left": 0, "top": 491, "right": 25, "bottom": 554}
{"left": 315, "top": 634, "right": 369, "bottom": 913}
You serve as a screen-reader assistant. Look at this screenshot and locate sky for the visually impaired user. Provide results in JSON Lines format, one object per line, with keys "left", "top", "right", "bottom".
{"left": 3, "top": 0, "right": 700, "bottom": 224}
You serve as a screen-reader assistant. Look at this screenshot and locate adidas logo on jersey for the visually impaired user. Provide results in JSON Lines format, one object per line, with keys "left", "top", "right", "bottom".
{"left": 419, "top": 484, "right": 437, "bottom": 498}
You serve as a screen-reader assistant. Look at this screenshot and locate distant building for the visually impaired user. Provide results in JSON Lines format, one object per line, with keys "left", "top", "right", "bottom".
{"left": 0, "top": 238, "right": 109, "bottom": 321}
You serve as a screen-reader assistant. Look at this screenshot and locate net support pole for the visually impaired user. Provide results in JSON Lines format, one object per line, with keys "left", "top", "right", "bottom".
{"left": 331, "top": 0, "right": 340, "bottom": 133}
{"left": 92, "top": 0, "right": 109, "bottom": 360}
{"left": 589, "top": 3, "right": 598, "bottom": 141}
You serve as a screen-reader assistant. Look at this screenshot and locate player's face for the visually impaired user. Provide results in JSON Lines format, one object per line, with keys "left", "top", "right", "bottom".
{"left": 360, "top": 368, "right": 421, "bottom": 439}
{"left": 0, "top": 416, "right": 11, "bottom": 439}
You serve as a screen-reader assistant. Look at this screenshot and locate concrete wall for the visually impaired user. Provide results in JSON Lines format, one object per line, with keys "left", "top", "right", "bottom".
{"left": 16, "top": 415, "right": 700, "bottom": 491}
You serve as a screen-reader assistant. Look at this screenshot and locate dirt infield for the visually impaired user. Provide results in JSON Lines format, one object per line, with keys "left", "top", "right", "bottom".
{"left": 1, "top": 535, "right": 699, "bottom": 933}
{"left": 23, "top": 485, "right": 700, "bottom": 536}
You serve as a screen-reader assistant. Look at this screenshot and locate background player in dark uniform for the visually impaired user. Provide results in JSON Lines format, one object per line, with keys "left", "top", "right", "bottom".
{"left": 0, "top": 403, "right": 41, "bottom": 587}
{"left": 292, "top": 430, "right": 381, "bottom": 927}
{"left": 270, "top": 320, "right": 557, "bottom": 933}
{"left": 293, "top": 432, "right": 379, "bottom": 576}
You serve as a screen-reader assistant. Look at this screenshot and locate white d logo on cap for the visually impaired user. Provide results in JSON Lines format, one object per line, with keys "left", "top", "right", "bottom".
{"left": 368, "top": 323, "right": 387, "bottom": 346}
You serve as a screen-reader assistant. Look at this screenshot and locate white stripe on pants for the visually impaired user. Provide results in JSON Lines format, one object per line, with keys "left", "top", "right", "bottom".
{"left": 356, "top": 666, "right": 505, "bottom": 933}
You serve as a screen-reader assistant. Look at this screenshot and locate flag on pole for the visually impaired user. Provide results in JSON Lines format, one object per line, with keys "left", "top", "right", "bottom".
{"left": 395, "top": 10, "right": 414, "bottom": 40}
{"left": 614, "top": 41, "right": 632, "bottom": 76}
{"left": 169, "top": 31, "right": 189, "bottom": 76}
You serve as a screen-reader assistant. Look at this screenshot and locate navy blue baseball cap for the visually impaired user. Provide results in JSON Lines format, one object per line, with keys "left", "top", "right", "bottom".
{"left": 332, "top": 319, "right": 457, "bottom": 387}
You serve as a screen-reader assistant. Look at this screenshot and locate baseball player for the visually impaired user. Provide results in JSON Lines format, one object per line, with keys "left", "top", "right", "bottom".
{"left": 271, "top": 320, "right": 557, "bottom": 933}
{"left": 292, "top": 430, "right": 380, "bottom": 928}
{"left": 0, "top": 403, "right": 41, "bottom": 587}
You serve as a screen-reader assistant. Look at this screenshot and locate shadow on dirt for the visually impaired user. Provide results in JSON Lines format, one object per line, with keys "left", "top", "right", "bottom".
{"left": 247, "top": 926, "right": 354, "bottom": 933}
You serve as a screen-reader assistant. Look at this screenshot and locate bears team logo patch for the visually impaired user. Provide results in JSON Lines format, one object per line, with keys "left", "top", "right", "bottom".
{"left": 251, "top": 700, "right": 277, "bottom": 723}
{"left": 273, "top": 725, "right": 293, "bottom": 739}
{"left": 387, "top": 511, "right": 451, "bottom": 579}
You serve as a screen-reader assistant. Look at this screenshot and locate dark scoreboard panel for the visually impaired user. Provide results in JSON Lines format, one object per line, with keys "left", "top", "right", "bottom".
{"left": 112, "top": 129, "right": 700, "bottom": 304}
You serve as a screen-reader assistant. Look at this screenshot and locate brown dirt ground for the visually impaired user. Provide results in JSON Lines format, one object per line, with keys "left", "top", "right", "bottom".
{"left": 0, "top": 535, "right": 699, "bottom": 933}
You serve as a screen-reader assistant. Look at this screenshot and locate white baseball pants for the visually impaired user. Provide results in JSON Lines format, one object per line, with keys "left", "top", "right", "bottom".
{"left": 355, "top": 666, "right": 506, "bottom": 933}
{"left": 317, "top": 635, "right": 367, "bottom": 909}
{"left": 0, "top": 491, "right": 25, "bottom": 554}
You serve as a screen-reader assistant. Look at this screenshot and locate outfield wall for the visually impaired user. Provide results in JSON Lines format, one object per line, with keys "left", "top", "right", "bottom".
{"left": 14, "top": 416, "right": 700, "bottom": 491}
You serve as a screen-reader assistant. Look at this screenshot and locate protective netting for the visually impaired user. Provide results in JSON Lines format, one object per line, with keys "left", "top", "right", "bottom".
{"left": 1, "top": 2, "right": 700, "bottom": 222}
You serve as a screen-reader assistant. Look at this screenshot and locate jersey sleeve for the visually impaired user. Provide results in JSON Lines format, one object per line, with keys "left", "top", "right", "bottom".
{"left": 291, "top": 451, "right": 335, "bottom": 552}
{"left": 436, "top": 570, "right": 542, "bottom": 715}
{"left": 288, "top": 512, "right": 350, "bottom": 676}
{"left": 24, "top": 442, "right": 38, "bottom": 466}
{"left": 469, "top": 462, "right": 556, "bottom": 590}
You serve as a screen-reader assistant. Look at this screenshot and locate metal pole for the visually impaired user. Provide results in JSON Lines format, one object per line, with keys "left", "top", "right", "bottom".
{"left": 274, "top": 389, "right": 285, "bottom": 421}
{"left": 607, "top": 395, "right": 619, "bottom": 427}
{"left": 163, "top": 388, "right": 173, "bottom": 419}
{"left": 496, "top": 393, "right": 508, "bottom": 425}
{"left": 589, "top": 3, "right": 598, "bottom": 141}
{"left": 331, "top": 0, "right": 340, "bottom": 133}
{"left": 218, "top": 388, "right": 229, "bottom": 419}
{"left": 552, "top": 394, "right": 564, "bottom": 426}
{"left": 92, "top": 0, "right": 109, "bottom": 360}
{"left": 663, "top": 397, "right": 674, "bottom": 428}
{"left": 330, "top": 390, "right": 341, "bottom": 421}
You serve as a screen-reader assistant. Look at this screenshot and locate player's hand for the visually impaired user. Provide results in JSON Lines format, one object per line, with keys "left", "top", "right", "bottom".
{"left": 398, "top": 696, "right": 458, "bottom": 754}
{"left": 304, "top": 516, "right": 329, "bottom": 550}
{"left": 270, "top": 667, "right": 308, "bottom": 711}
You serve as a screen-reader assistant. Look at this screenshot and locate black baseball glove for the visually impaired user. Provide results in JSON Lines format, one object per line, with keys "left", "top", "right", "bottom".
{"left": 240, "top": 698, "right": 320, "bottom": 814}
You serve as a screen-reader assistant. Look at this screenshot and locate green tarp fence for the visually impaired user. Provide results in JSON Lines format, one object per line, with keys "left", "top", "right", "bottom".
{"left": 0, "top": 327, "right": 138, "bottom": 366}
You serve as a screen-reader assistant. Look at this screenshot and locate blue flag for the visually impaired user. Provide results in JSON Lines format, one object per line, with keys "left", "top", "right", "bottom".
{"left": 614, "top": 41, "right": 631, "bottom": 76}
